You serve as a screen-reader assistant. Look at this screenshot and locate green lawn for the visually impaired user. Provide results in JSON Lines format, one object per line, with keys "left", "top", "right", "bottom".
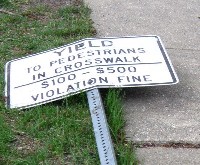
{"left": 0, "top": 0, "right": 138, "bottom": 164}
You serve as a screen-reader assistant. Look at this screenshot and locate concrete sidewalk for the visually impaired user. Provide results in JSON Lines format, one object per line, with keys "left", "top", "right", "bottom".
{"left": 84, "top": 0, "right": 200, "bottom": 164}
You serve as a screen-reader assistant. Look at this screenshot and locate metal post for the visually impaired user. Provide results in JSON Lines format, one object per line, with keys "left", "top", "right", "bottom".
{"left": 87, "top": 88, "right": 117, "bottom": 165}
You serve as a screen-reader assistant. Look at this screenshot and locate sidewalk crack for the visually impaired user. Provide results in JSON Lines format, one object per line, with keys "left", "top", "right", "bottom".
{"left": 166, "top": 47, "right": 200, "bottom": 52}
{"left": 133, "top": 141, "right": 200, "bottom": 149}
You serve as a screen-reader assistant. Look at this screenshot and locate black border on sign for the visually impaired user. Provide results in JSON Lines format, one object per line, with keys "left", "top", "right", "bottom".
{"left": 156, "top": 38, "right": 177, "bottom": 84}
{"left": 5, "top": 35, "right": 179, "bottom": 109}
{"left": 6, "top": 62, "right": 11, "bottom": 109}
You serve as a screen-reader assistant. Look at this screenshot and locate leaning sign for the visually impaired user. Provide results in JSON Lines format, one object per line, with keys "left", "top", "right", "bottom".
{"left": 5, "top": 36, "right": 179, "bottom": 109}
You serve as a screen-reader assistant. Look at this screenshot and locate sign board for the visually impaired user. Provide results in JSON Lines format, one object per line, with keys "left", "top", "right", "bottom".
{"left": 5, "top": 36, "right": 178, "bottom": 109}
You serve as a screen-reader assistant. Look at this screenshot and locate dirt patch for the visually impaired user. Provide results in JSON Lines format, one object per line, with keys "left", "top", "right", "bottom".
{"left": 26, "top": 0, "right": 82, "bottom": 10}
{"left": 10, "top": 132, "right": 41, "bottom": 156}
{"left": 17, "top": 0, "right": 84, "bottom": 22}
{"left": 47, "top": 154, "right": 74, "bottom": 165}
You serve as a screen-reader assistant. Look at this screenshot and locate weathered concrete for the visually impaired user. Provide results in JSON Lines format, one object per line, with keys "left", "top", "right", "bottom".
{"left": 85, "top": 0, "right": 200, "bottom": 50}
{"left": 84, "top": 0, "right": 200, "bottom": 164}
{"left": 136, "top": 147, "right": 200, "bottom": 165}
{"left": 124, "top": 48, "right": 200, "bottom": 143}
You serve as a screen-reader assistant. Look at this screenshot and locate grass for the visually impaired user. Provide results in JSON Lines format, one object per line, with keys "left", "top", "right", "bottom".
{"left": 0, "top": 0, "right": 138, "bottom": 164}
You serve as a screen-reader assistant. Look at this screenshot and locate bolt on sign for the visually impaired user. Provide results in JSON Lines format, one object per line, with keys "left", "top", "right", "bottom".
{"left": 5, "top": 36, "right": 179, "bottom": 109}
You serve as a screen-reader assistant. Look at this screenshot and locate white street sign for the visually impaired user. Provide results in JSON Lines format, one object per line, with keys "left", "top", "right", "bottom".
{"left": 5, "top": 36, "right": 179, "bottom": 109}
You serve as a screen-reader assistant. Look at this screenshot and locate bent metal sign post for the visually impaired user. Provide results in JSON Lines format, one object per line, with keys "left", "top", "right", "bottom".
{"left": 5, "top": 36, "right": 178, "bottom": 109}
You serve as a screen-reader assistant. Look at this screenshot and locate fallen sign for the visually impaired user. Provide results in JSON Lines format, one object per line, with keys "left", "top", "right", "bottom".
{"left": 5, "top": 35, "right": 179, "bottom": 109}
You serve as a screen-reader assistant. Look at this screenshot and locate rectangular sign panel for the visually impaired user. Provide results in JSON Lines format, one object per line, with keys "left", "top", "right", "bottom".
{"left": 5, "top": 36, "right": 178, "bottom": 109}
